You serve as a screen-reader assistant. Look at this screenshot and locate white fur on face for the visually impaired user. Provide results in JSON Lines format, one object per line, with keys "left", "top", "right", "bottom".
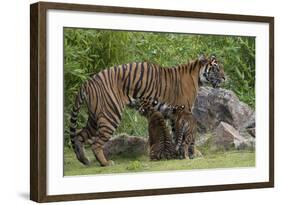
{"left": 160, "top": 104, "right": 167, "bottom": 111}
{"left": 199, "top": 65, "right": 209, "bottom": 84}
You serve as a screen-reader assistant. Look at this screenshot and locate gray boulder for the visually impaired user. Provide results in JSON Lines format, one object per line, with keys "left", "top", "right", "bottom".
{"left": 246, "top": 128, "right": 255, "bottom": 138}
{"left": 193, "top": 87, "right": 255, "bottom": 132}
{"left": 104, "top": 134, "right": 148, "bottom": 158}
{"left": 215, "top": 121, "right": 255, "bottom": 150}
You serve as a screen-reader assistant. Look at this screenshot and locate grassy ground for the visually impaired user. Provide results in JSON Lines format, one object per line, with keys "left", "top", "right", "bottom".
{"left": 64, "top": 147, "right": 255, "bottom": 176}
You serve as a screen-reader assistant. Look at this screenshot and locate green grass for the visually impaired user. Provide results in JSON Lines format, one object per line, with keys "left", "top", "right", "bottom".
{"left": 64, "top": 147, "right": 255, "bottom": 176}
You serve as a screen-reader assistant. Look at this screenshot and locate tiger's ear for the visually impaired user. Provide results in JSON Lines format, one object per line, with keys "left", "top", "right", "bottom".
{"left": 210, "top": 54, "right": 216, "bottom": 61}
{"left": 210, "top": 54, "right": 217, "bottom": 63}
{"left": 198, "top": 54, "right": 208, "bottom": 65}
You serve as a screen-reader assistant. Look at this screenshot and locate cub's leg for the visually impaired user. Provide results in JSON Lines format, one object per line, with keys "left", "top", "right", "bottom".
{"left": 177, "top": 144, "right": 186, "bottom": 159}
{"left": 150, "top": 143, "right": 164, "bottom": 160}
{"left": 183, "top": 144, "right": 203, "bottom": 159}
{"left": 183, "top": 143, "right": 190, "bottom": 159}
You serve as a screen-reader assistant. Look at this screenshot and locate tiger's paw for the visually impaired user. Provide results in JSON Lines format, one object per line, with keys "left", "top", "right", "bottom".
{"left": 82, "top": 158, "right": 91, "bottom": 166}
{"left": 102, "top": 160, "right": 115, "bottom": 167}
{"left": 107, "top": 160, "right": 115, "bottom": 166}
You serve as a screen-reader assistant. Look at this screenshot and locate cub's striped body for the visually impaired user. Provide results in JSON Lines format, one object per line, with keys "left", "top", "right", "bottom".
{"left": 137, "top": 98, "right": 176, "bottom": 160}
{"left": 70, "top": 55, "right": 224, "bottom": 166}
{"left": 173, "top": 106, "right": 197, "bottom": 159}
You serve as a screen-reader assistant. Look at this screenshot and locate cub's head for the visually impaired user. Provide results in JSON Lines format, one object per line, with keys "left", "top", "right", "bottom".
{"left": 172, "top": 105, "right": 185, "bottom": 113}
{"left": 137, "top": 98, "right": 158, "bottom": 117}
{"left": 198, "top": 55, "right": 225, "bottom": 88}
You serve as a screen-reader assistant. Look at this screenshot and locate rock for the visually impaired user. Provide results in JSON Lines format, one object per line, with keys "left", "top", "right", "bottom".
{"left": 246, "top": 128, "right": 256, "bottom": 137}
{"left": 215, "top": 122, "right": 255, "bottom": 150}
{"left": 241, "top": 112, "right": 255, "bottom": 129}
{"left": 104, "top": 134, "right": 148, "bottom": 158}
{"left": 239, "top": 130, "right": 256, "bottom": 149}
{"left": 193, "top": 87, "right": 255, "bottom": 132}
{"left": 195, "top": 133, "right": 212, "bottom": 147}
{"left": 241, "top": 113, "right": 256, "bottom": 137}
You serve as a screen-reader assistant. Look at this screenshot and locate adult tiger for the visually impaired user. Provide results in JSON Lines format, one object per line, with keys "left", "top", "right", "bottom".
{"left": 70, "top": 55, "right": 225, "bottom": 166}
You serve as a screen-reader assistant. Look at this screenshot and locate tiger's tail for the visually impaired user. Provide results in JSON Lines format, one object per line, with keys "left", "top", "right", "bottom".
{"left": 70, "top": 85, "right": 90, "bottom": 165}
{"left": 175, "top": 122, "right": 186, "bottom": 152}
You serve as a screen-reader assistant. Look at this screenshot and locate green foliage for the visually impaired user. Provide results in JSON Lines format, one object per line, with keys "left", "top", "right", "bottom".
{"left": 115, "top": 108, "right": 148, "bottom": 136}
{"left": 126, "top": 160, "right": 143, "bottom": 171}
{"left": 64, "top": 28, "right": 255, "bottom": 145}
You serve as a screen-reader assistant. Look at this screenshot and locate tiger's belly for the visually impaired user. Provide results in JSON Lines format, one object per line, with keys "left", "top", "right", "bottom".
{"left": 127, "top": 96, "right": 174, "bottom": 119}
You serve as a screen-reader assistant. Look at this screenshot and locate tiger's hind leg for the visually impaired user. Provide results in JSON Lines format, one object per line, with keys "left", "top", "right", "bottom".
{"left": 91, "top": 117, "right": 118, "bottom": 166}
{"left": 72, "top": 128, "right": 91, "bottom": 166}
{"left": 92, "top": 140, "right": 114, "bottom": 167}
{"left": 72, "top": 116, "right": 99, "bottom": 166}
{"left": 91, "top": 135, "right": 115, "bottom": 167}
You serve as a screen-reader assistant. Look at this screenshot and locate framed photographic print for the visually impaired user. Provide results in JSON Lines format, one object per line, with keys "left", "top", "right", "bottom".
{"left": 30, "top": 1, "right": 274, "bottom": 202}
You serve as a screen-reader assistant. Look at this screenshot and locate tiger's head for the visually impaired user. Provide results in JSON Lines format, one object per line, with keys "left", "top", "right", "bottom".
{"left": 198, "top": 55, "right": 225, "bottom": 88}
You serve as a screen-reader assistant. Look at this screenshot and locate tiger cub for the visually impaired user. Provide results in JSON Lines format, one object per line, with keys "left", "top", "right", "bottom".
{"left": 172, "top": 105, "right": 201, "bottom": 159}
{"left": 136, "top": 98, "right": 177, "bottom": 160}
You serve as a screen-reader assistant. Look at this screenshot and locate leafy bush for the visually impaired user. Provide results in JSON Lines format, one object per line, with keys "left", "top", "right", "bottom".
{"left": 64, "top": 28, "right": 255, "bottom": 146}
